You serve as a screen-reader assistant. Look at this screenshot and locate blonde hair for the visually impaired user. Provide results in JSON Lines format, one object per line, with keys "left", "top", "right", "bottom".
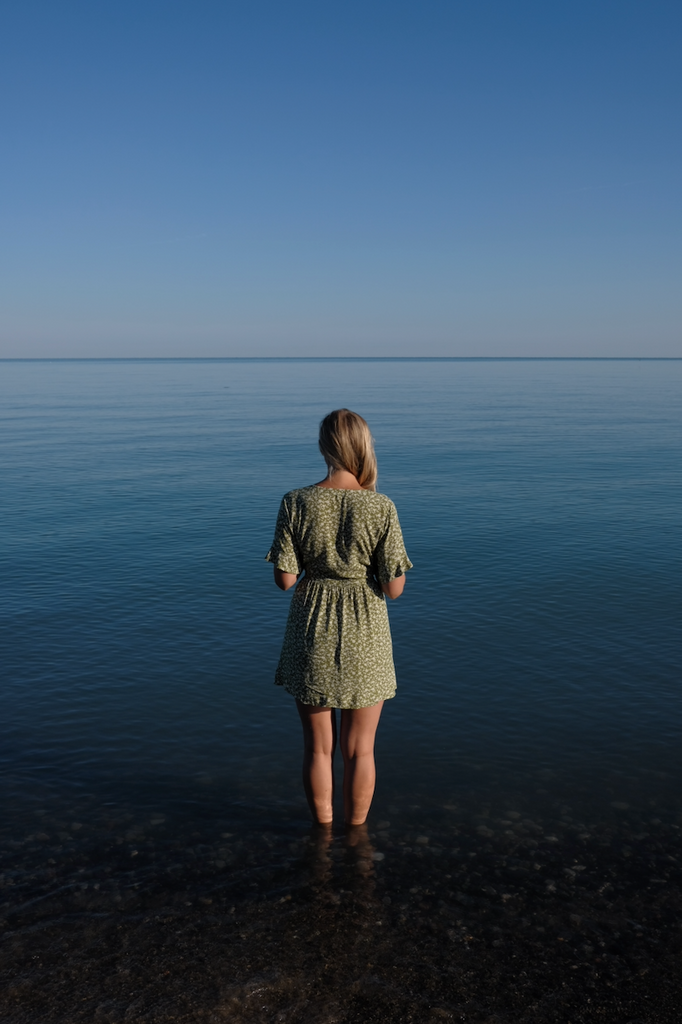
{"left": 318, "top": 409, "right": 378, "bottom": 491}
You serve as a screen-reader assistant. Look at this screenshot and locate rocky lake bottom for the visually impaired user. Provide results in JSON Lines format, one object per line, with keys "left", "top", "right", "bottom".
{"left": 2, "top": 770, "right": 681, "bottom": 1024}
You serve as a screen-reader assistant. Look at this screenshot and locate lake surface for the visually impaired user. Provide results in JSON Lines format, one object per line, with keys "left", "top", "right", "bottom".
{"left": 1, "top": 358, "right": 681, "bottom": 1023}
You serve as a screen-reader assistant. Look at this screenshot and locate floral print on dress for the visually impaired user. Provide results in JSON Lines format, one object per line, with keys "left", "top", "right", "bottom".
{"left": 266, "top": 487, "right": 413, "bottom": 709}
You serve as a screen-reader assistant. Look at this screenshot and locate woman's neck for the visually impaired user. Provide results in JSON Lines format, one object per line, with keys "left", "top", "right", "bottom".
{"left": 315, "top": 468, "right": 364, "bottom": 490}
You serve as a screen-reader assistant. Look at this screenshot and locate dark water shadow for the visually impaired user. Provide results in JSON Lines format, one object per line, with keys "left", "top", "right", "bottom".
{"left": 2, "top": 770, "right": 682, "bottom": 1022}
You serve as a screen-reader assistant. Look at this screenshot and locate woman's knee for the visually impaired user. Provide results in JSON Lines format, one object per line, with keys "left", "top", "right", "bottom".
{"left": 305, "top": 735, "right": 335, "bottom": 757}
{"left": 303, "top": 722, "right": 336, "bottom": 757}
{"left": 340, "top": 740, "right": 375, "bottom": 763}
{"left": 340, "top": 723, "right": 380, "bottom": 761}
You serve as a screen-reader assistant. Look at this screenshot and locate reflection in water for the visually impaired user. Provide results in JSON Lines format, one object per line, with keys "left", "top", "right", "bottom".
{"left": 303, "top": 822, "right": 378, "bottom": 904}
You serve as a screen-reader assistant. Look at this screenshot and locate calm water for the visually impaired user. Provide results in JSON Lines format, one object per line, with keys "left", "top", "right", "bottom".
{"left": 2, "top": 359, "right": 681, "bottom": 1023}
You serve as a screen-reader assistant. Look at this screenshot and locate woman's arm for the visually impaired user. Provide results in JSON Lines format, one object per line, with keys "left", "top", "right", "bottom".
{"left": 381, "top": 575, "right": 406, "bottom": 600}
{"left": 274, "top": 568, "right": 299, "bottom": 591}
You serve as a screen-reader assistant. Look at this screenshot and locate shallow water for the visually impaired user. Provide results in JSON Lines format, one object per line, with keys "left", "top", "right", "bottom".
{"left": 1, "top": 358, "right": 681, "bottom": 1021}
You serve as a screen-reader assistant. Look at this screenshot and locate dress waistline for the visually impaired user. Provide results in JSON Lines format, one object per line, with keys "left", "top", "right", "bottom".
{"left": 300, "top": 574, "right": 376, "bottom": 587}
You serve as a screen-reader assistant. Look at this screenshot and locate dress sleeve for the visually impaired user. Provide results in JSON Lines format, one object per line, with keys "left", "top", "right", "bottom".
{"left": 374, "top": 502, "right": 413, "bottom": 584}
{"left": 265, "top": 496, "right": 302, "bottom": 575}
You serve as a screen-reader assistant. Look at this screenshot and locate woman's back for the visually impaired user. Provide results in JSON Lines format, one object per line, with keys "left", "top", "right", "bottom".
{"left": 269, "top": 486, "right": 410, "bottom": 585}
{"left": 267, "top": 407, "right": 411, "bottom": 826}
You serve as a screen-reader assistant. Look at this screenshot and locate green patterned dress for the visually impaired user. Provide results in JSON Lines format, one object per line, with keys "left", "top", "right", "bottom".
{"left": 266, "top": 486, "right": 413, "bottom": 709}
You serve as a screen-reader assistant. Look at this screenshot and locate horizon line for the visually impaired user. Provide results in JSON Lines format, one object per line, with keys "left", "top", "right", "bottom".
{"left": 2, "top": 356, "right": 681, "bottom": 363}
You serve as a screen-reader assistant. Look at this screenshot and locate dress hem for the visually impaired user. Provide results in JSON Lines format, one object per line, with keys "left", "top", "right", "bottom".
{"left": 278, "top": 681, "right": 396, "bottom": 710}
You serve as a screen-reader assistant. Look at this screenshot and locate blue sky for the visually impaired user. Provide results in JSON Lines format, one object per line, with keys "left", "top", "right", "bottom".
{"left": 1, "top": 0, "right": 680, "bottom": 356}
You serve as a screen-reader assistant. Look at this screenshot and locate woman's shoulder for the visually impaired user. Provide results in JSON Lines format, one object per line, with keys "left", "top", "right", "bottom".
{"left": 277, "top": 485, "right": 320, "bottom": 511}
{"left": 288, "top": 487, "right": 398, "bottom": 522}
{"left": 279, "top": 485, "right": 317, "bottom": 503}
{"left": 281, "top": 486, "right": 394, "bottom": 505}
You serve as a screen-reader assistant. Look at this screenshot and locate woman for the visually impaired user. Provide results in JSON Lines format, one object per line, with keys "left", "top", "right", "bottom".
{"left": 266, "top": 408, "right": 412, "bottom": 826}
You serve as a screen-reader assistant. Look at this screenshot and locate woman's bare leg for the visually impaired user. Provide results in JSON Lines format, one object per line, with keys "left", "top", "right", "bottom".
{"left": 340, "top": 701, "right": 384, "bottom": 825}
{"left": 296, "top": 701, "right": 337, "bottom": 825}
